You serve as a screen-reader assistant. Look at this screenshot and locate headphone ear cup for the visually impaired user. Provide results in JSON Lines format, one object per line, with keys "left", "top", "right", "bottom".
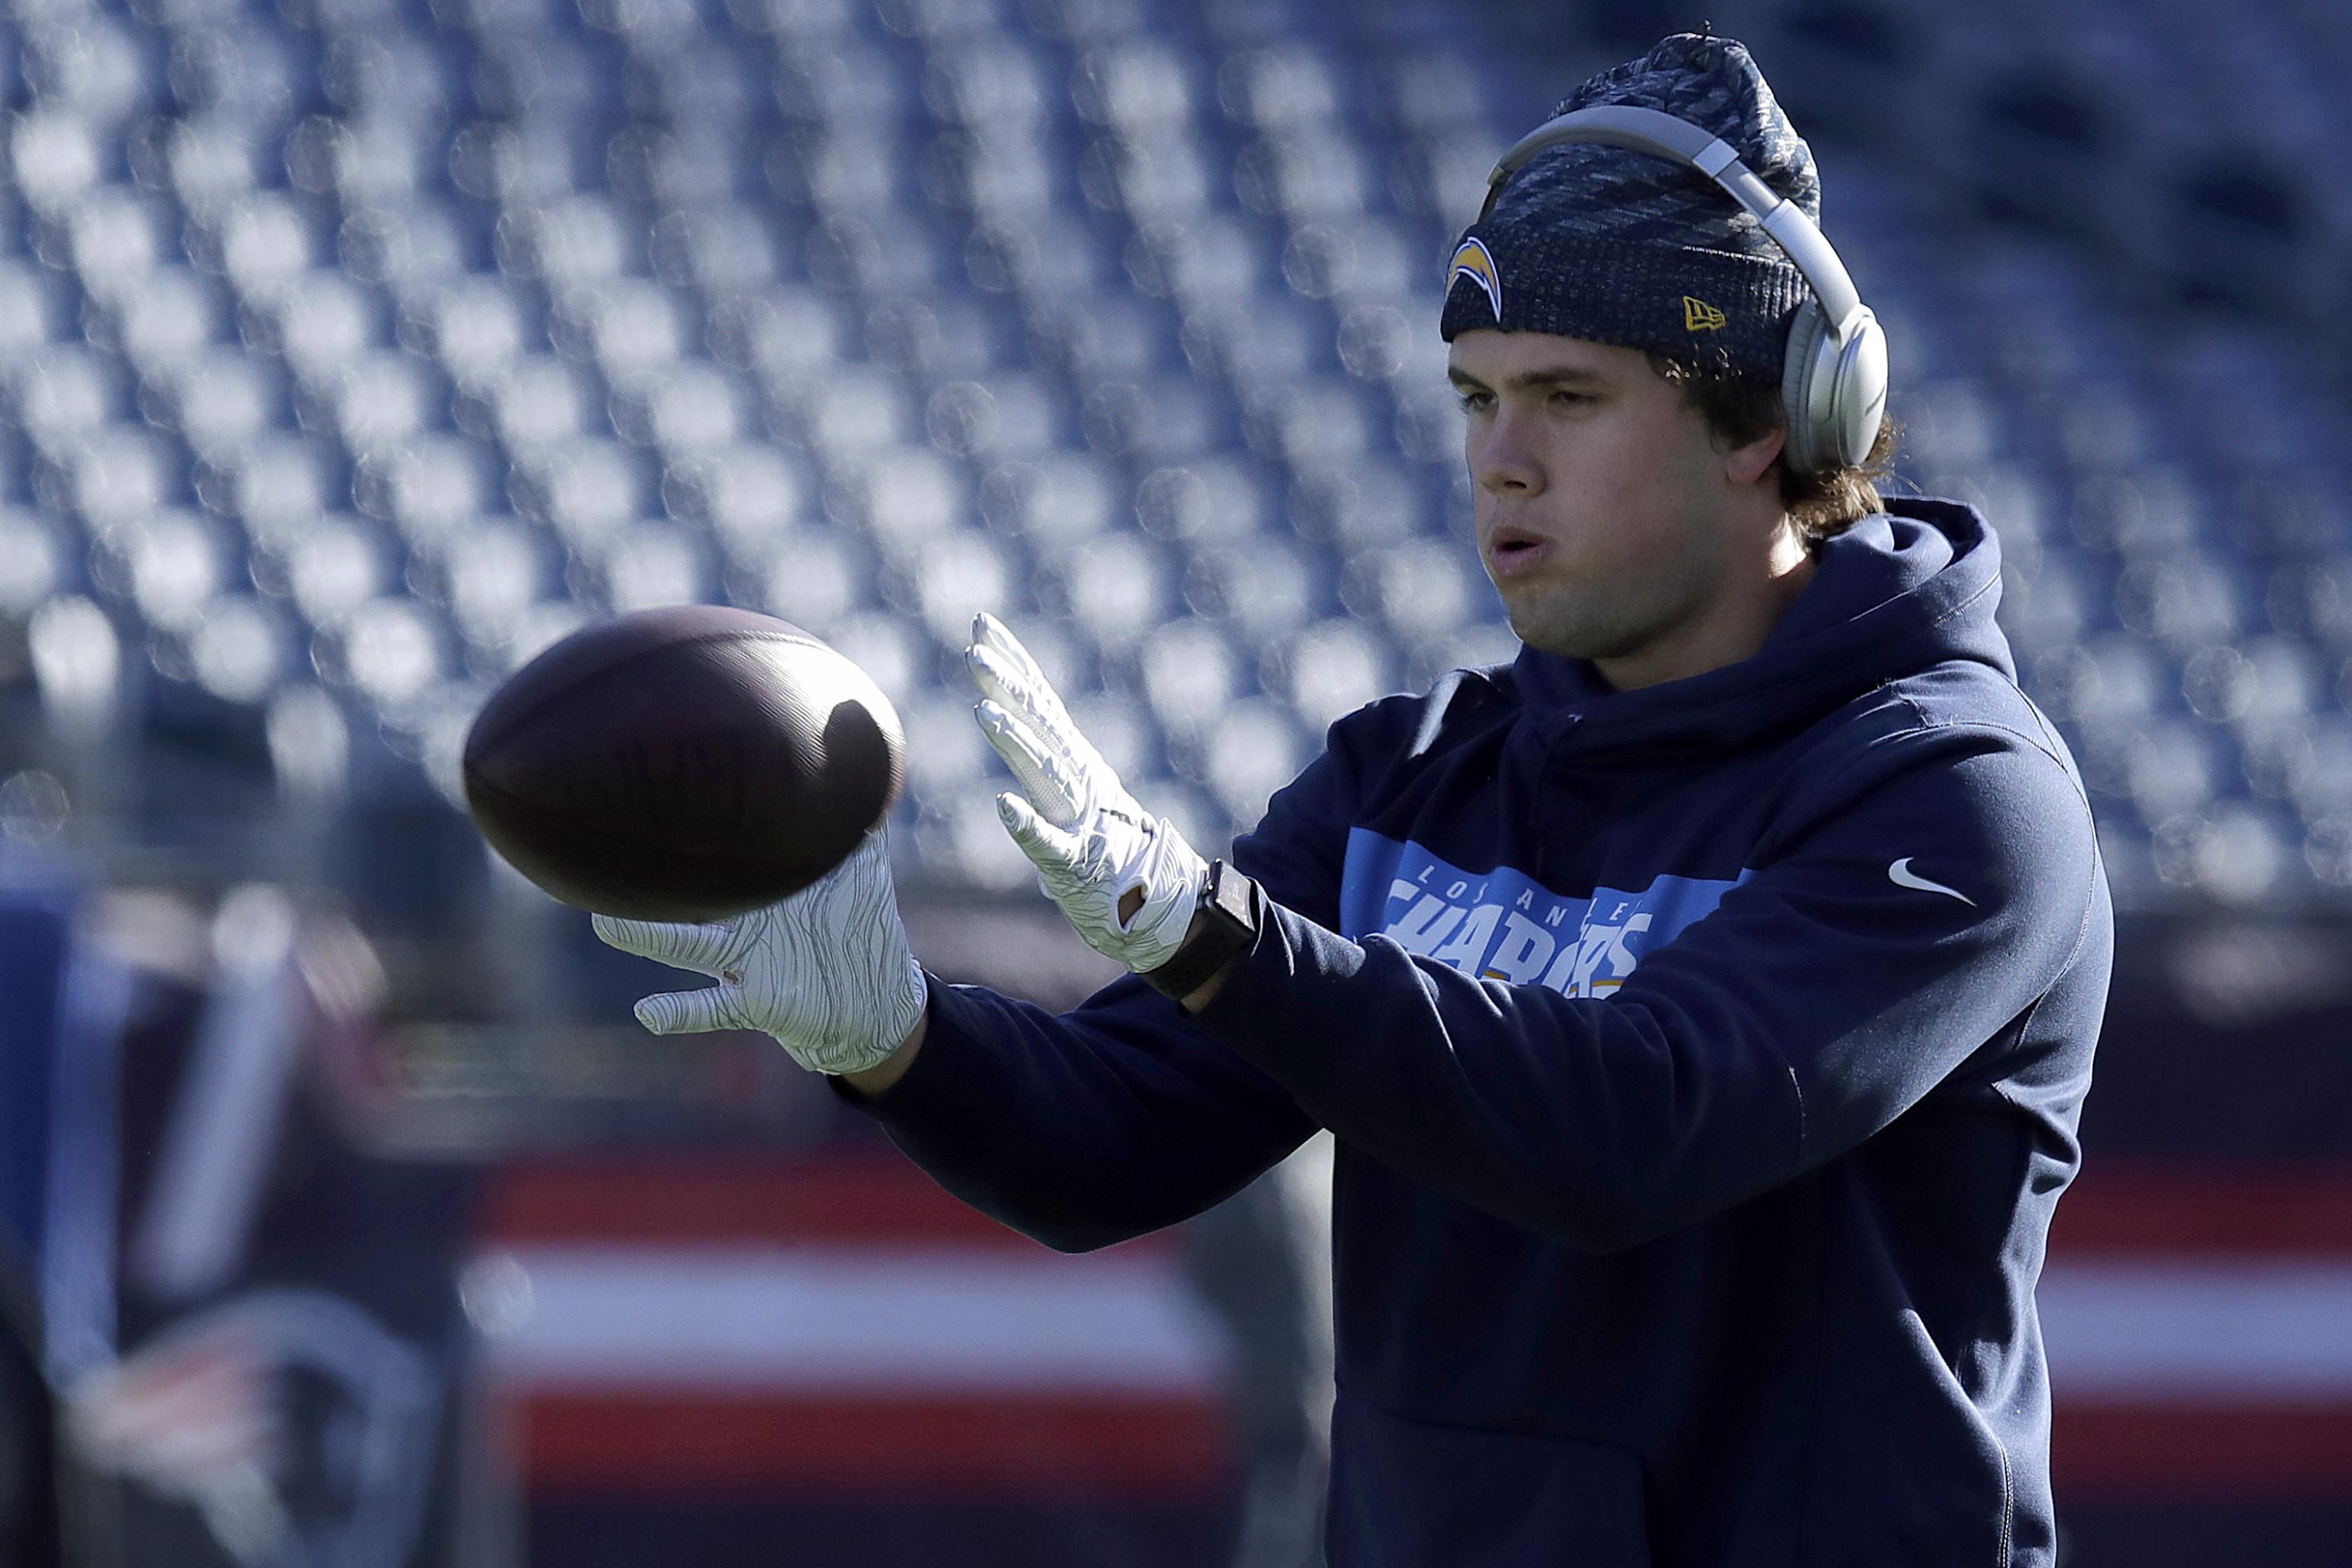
{"left": 1779, "top": 300, "right": 1831, "bottom": 475}
{"left": 1829, "top": 310, "right": 1890, "bottom": 472}
{"left": 1781, "top": 305, "right": 1890, "bottom": 474}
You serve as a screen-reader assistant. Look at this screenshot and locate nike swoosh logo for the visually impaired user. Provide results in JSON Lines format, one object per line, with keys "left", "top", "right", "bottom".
{"left": 1888, "top": 858, "right": 1976, "bottom": 906}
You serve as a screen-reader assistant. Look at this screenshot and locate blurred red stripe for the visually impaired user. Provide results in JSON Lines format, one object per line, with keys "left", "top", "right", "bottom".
{"left": 2051, "top": 1163, "right": 2352, "bottom": 1260}
{"left": 486, "top": 1155, "right": 2352, "bottom": 1259}
{"left": 2054, "top": 1403, "right": 2352, "bottom": 1496}
{"left": 510, "top": 1390, "right": 1225, "bottom": 1498}
{"left": 477, "top": 1153, "right": 1171, "bottom": 1254}
{"left": 521, "top": 1392, "right": 2352, "bottom": 1501}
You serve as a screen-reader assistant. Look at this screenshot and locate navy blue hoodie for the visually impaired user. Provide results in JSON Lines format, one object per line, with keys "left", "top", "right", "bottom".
{"left": 852, "top": 498, "right": 2111, "bottom": 1566}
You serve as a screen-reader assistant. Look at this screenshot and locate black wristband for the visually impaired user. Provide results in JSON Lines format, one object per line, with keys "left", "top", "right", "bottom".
{"left": 1142, "top": 860, "right": 1259, "bottom": 1000}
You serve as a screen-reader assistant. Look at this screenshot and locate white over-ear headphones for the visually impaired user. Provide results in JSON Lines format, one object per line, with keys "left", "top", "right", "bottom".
{"left": 1478, "top": 103, "right": 1890, "bottom": 475}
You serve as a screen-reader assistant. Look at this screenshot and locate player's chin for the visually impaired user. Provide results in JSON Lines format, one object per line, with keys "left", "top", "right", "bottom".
{"left": 1504, "top": 587, "right": 1640, "bottom": 662}
{"left": 1501, "top": 596, "right": 1594, "bottom": 658}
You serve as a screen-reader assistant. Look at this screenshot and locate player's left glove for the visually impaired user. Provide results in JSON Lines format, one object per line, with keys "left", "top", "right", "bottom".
{"left": 967, "top": 612, "right": 1208, "bottom": 974}
{"left": 591, "top": 829, "right": 926, "bottom": 1076}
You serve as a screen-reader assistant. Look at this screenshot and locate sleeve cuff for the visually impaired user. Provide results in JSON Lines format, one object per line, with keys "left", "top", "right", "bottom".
{"left": 828, "top": 973, "right": 973, "bottom": 1119}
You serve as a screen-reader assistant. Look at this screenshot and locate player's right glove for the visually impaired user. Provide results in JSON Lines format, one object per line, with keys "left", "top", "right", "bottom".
{"left": 592, "top": 830, "right": 927, "bottom": 1076}
{"left": 967, "top": 612, "right": 1210, "bottom": 975}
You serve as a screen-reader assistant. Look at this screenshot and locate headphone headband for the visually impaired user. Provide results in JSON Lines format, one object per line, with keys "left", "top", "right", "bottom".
{"left": 1478, "top": 104, "right": 1867, "bottom": 340}
{"left": 1472, "top": 102, "right": 1888, "bottom": 475}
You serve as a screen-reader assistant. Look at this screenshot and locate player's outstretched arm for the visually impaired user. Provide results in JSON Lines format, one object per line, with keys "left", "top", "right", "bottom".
{"left": 596, "top": 812, "right": 1318, "bottom": 1251}
{"left": 593, "top": 830, "right": 928, "bottom": 1078}
{"left": 599, "top": 614, "right": 1356, "bottom": 1253}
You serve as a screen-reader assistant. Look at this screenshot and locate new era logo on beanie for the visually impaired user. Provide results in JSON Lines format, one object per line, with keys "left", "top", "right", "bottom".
{"left": 1439, "top": 34, "right": 1815, "bottom": 382}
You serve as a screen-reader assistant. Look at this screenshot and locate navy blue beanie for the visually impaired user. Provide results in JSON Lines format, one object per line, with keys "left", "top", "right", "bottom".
{"left": 1439, "top": 34, "right": 1818, "bottom": 382}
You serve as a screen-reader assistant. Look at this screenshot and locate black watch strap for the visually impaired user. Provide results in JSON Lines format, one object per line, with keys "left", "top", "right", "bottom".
{"left": 1142, "top": 860, "right": 1259, "bottom": 1000}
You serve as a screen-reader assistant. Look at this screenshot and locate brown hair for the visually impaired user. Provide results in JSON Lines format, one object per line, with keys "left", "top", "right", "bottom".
{"left": 1646, "top": 352, "right": 1899, "bottom": 541}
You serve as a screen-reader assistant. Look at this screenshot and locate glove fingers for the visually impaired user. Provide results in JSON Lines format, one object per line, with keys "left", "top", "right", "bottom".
{"left": 963, "top": 641, "right": 1018, "bottom": 710}
{"left": 633, "top": 985, "right": 740, "bottom": 1036}
{"left": 996, "top": 791, "right": 1084, "bottom": 871}
{"left": 966, "top": 636, "right": 1080, "bottom": 746}
{"left": 965, "top": 645, "right": 1063, "bottom": 744}
{"left": 975, "top": 701, "right": 1084, "bottom": 826}
{"left": 593, "top": 913, "right": 733, "bottom": 977}
{"left": 970, "top": 612, "right": 1050, "bottom": 696}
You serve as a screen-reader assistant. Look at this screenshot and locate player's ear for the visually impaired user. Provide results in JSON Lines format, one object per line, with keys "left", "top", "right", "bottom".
{"left": 1722, "top": 422, "right": 1785, "bottom": 487}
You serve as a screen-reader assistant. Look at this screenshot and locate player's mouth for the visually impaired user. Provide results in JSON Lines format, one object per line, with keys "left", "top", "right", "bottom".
{"left": 1485, "top": 525, "right": 1553, "bottom": 577}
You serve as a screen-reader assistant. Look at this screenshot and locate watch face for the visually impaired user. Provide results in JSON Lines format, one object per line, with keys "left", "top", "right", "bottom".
{"left": 1145, "top": 865, "right": 1259, "bottom": 998}
{"left": 1208, "top": 861, "right": 1257, "bottom": 931}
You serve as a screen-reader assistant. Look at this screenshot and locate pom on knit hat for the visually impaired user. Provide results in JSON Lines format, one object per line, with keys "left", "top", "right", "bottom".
{"left": 1439, "top": 34, "right": 1818, "bottom": 382}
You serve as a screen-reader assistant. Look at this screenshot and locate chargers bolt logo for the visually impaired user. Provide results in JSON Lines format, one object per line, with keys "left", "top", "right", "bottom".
{"left": 1448, "top": 237, "right": 1503, "bottom": 322}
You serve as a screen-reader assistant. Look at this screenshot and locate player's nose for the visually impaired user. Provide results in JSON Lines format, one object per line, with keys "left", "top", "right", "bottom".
{"left": 1468, "top": 410, "right": 1544, "bottom": 498}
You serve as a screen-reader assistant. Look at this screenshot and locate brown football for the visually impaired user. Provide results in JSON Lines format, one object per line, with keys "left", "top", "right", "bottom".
{"left": 462, "top": 606, "right": 904, "bottom": 922}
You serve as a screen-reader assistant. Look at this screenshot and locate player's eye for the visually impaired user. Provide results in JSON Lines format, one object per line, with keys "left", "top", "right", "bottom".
{"left": 1453, "top": 387, "right": 1493, "bottom": 413}
{"left": 1548, "top": 389, "right": 1590, "bottom": 409}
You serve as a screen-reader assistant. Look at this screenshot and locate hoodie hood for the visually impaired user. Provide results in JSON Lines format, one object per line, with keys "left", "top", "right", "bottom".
{"left": 1504, "top": 497, "right": 2009, "bottom": 770}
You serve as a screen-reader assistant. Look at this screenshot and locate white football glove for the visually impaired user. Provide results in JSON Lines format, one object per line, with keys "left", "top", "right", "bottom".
{"left": 967, "top": 612, "right": 1209, "bottom": 974}
{"left": 592, "top": 830, "right": 927, "bottom": 1076}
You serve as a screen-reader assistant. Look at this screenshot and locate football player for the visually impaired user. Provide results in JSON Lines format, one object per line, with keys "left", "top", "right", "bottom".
{"left": 600, "top": 34, "right": 2109, "bottom": 1568}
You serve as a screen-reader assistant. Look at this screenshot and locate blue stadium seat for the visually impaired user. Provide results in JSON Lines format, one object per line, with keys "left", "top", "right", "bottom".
{"left": 13, "top": 346, "right": 132, "bottom": 454}
{"left": 1266, "top": 616, "right": 1392, "bottom": 733}
{"left": 822, "top": 607, "right": 926, "bottom": 707}
{"left": 1200, "top": 695, "right": 1310, "bottom": 825}
{"left": 215, "top": 192, "right": 329, "bottom": 304}
{"left": 316, "top": 352, "right": 442, "bottom": 457}
{"left": 404, "top": 276, "right": 535, "bottom": 387}
{"left": 60, "top": 428, "right": 180, "bottom": 536}
{"left": 1292, "top": 459, "right": 1422, "bottom": 550}
{"left": 208, "top": 433, "right": 341, "bottom": 547}
{"left": 505, "top": 437, "right": 640, "bottom": 543}
{"left": 740, "top": 523, "right": 875, "bottom": 633}
{"left": 0, "top": 510, "right": 72, "bottom": 619}
{"left": 279, "top": 513, "right": 395, "bottom": 632}
{"left": 9, "top": 111, "right": 106, "bottom": 216}
{"left": 592, "top": 521, "right": 717, "bottom": 612}
{"left": 663, "top": 443, "right": 805, "bottom": 557}
{"left": 650, "top": 202, "right": 781, "bottom": 292}
{"left": 185, "top": 593, "right": 298, "bottom": 707}
{"left": 1344, "top": 537, "right": 1483, "bottom": 648}
{"left": 263, "top": 680, "right": 353, "bottom": 799}
{"left": 378, "top": 433, "right": 502, "bottom": 546}
{"left": 609, "top": 361, "right": 753, "bottom": 455}
{"left": 1181, "top": 534, "right": 1313, "bottom": 640}
{"left": 890, "top": 527, "right": 1021, "bottom": 644}
{"left": 1129, "top": 457, "right": 1268, "bottom": 544}
{"left": 1073, "top": 38, "right": 1203, "bottom": 135}
{"left": 104, "top": 266, "right": 233, "bottom": 377}
{"left": 911, "top": 788, "right": 1041, "bottom": 887}
{"left": 897, "top": 687, "right": 998, "bottom": 812}
{"left": 933, "top": 372, "right": 1071, "bottom": 459}
{"left": 1138, "top": 615, "right": 1241, "bottom": 738}
{"left": 2172, "top": 799, "right": 2305, "bottom": 903}
{"left": 475, "top": 354, "right": 598, "bottom": 453}
{"left": 326, "top": 595, "right": 452, "bottom": 712}
{"left": 1050, "top": 532, "right": 1173, "bottom": 649}
{"left": 435, "top": 517, "right": 556, "bottom": 652}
